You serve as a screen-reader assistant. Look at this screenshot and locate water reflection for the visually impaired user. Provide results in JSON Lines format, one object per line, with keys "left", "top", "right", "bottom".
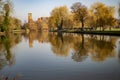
{"left": 0, "top": 31, "right": 120, "bottom": 80}
{"left": 22, "top": 31, "right": 49, "bottom": 48}
{"left": 48, "top": 32, "right": 119, "bottom": 62}
{"left": 0, "top": 33, "right": 22, "bottom": 69}
{"left": 0, "top": 32, "right": 119, "bottom": 68}
{"left": 49, "top": 32, "right": 70, "bottom": 57}
{"left": 22, "top": 31, "right": 120, "bottom": 62}
{"left": 72, "top": 34, "right": 88, "bottom": 62}
{"left": 118, "top": 41, "right": 120, "bottom": 62}
{"left": 88, "top": 36, "right": 115, "bottom": 62}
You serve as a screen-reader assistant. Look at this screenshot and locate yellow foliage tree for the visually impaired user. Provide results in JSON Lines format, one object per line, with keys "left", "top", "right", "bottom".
{"left": 49, "top": 6, "right": 70, "bottom": 30}
{"left": 91, "top": 2, "right": 116, "bottom": 31}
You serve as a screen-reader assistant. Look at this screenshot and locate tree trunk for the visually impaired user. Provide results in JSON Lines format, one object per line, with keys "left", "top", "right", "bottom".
{"left": 100, "top": 26, "right": 102, "bottom": 31}
{"left": 81, "top": 21, "right": 84, "bottom": 31}
{"left": 109, "top": 26, "right": 111, "bottom": 31}
{"left": 58, "top": 19, "right": 63, "bottom": 30}
{"left": 102, "top": 26, "right": 104, "bottom": 31}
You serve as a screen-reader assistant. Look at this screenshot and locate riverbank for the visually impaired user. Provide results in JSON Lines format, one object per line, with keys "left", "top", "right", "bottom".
{"left": 49, "top": 29, "right": 120, "bottom": 36}
{"left": 13, "top": 30, "right": 26, "bottom": 33}
{"left": 73, "top": 31, "right": 120, "bottom": 36}
{"left": 0, "top": 30, "right": 26, "bottom": 36}
{"left": 0, "top": 29, "right": 120, "bottom": 36}
{"left": 0, "top": 32, "right": 5, "bottom": 36}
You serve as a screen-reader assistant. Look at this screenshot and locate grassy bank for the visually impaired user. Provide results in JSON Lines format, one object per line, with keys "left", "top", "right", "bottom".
{"left": 0, "top": 32, "right": 5, "bottom": 36}
{"left": 50, "top": 29, "right": 120, "bottom": 36}
{"left": 72, "top": 31, "right": 120, "bottom": 36}
{"left": 13, "top": 30, "right": 26, "bottom": 33}
{"left": 0, "top": 30, "right": 25, "bottom": 36}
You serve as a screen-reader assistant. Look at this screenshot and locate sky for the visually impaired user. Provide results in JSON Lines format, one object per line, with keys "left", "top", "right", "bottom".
{"left": 12, "top": 0, "right": 120, "bottom": 23}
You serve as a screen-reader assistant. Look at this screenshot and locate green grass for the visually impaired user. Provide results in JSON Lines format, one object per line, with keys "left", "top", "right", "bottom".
{"left": 96, "top": 28, "right": 120, "bottom": 31}
{"left": 110, "top": 28, "right": 120, "bottom": 31}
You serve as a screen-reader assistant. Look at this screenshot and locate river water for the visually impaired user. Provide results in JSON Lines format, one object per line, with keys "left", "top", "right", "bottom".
{"left": 0, "top": 31, "right": 120, "bottom": 80}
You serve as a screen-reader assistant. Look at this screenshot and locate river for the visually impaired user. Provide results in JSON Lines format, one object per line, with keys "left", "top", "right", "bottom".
{"left": 0, "top": 31, "right": 120, "bottom": 80}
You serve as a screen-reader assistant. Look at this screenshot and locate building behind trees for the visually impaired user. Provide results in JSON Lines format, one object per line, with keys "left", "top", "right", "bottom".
{"left": 28, "top": 13, "right": 37, "bottom": 31}
{"left": 26, "top": 13, "right": 49, "bottom": 31}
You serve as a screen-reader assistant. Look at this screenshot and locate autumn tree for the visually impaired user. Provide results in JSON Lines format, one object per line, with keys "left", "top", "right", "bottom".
{"left": 87, "top": 10, "right": 97, "bottom": 30}
{"left": 118, "top": 3, "right": 120, "bottom": 26}
{"left": 48, "top": 17, "right": 56, "bottom": 30}
{"left": 3, "top": 0, "right": 13, "bottom": 32}
{"left": 91, "top": 2, "right": 115, "bottom": 31}
{"left": 0, "top": 16, "right": 4, "bottom": 31}
{"left": 9, "top": 17, "right": 21, "bottom": 30}
{"left": 49, "top": 6, "right": 70, "bottom": 30}
{"left": 22, "top": 21, "right": 29, "bottom": 30}
{"left": 0, "top": 0, "right": 13, "bottom": 32}
{"left": 71, "top": 2, "right": 88, "bottom": 31}
{"left": 118, "top": 3, "right": 120, "bottom": 18}
{"left": 0, "top": 0, "right": 4, "bottom": 31}
{"left": 0, "top": 0, "right": 3, "bottom": 14}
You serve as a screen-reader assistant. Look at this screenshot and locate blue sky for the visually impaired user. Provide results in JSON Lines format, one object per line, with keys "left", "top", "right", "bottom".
{"left": 12, "top": 0, "right": 120, "bottom": 22}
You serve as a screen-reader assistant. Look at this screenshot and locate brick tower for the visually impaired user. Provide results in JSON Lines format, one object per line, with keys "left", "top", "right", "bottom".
{"left": 28, "top": 13, "right": 37, "bottom": 31}
{"left": 28, "top": 13, "right": 33, "bottom": 23}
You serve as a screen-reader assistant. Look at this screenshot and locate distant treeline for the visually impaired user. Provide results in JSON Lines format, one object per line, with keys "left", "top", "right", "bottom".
{"left": 1, "top": 0, "right": 120, "bottom": 32}
{"left": 48, "top": 2, "right": 120, "bottom": 31}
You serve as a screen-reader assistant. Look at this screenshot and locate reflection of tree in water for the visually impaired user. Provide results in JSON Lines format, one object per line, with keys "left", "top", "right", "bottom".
{"left": 49, "top": 33, "right": 88, "bottom": 61}
{"left": 87, "top": 35, "right": 116, "bottom": 62}
{"left": 23, "top": 31, "right": 49, "bottom": 48}
{"left": 0, "top": 36, "right": 14, "bottom": 67}
{"left": 49, "top": 32, "right": 71, "bottom": 57}
{"left": 0, "top": 33, "right": 22, "bottom": 70}
{"left": 118, "top": 41, "right": 120, "bottom": 62}
{"left": 0, "top": 50, "right": 7, "bottom": 70}
{"left": 57, "top": 32, "right": 64, "bottom": 43}
{"left": 0, "top": 74, "right": 22, "bottom": 80}
{"left": 72, "top": 46, "right": 88, "bottom": 62}
{"left": 3, "top": 36, "right": 12, "bottom": 64}
{"left": 72, "top": 34, "right": 88, "bottom": 62}
{"left": 49, "top": 33, "right": 118, "bottom": 62}
{"left": 22, "top": 31, "right": 119, "bottom": 62}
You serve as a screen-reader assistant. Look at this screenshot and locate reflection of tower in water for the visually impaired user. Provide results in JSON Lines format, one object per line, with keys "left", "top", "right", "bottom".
{"left": 29, "top": 34, "right": 33, "bottom": 48}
